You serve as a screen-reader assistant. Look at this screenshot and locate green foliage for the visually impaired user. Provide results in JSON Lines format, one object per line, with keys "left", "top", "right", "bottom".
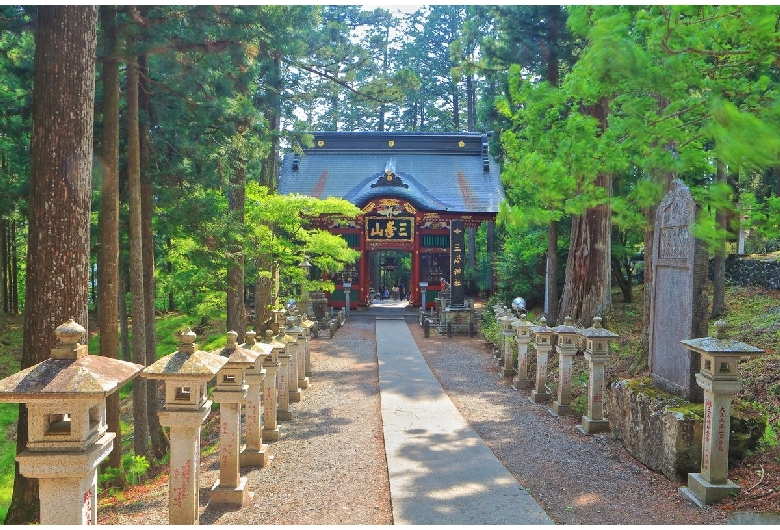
{"left": 126, "top": 455, "right": 151, "bottom": 485}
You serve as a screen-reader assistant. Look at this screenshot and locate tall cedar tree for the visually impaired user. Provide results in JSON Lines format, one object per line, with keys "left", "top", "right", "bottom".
{"left": 98, "top": 5, "right": 125, "bottom": 481}
{"left": 6, "top": 6, "right": 98, "bottom": 524}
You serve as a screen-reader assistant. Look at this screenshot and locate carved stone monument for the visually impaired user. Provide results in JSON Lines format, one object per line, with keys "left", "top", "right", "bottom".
{"left": 649, "top": 179, "right": 709, "bottom": 402}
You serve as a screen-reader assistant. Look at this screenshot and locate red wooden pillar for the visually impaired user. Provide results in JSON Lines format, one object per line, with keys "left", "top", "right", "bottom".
{"left": 412, "top": 221, "right": 422, "bottom": 307}
{"left": 359, "top": 224, "right": 370, "bottom": 306}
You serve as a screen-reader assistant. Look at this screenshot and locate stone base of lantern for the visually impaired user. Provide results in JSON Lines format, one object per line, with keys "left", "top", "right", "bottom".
{"left": 529, "top": 390, "right": 551, "bottom": 403}
{"left": 551, "top": 401, "right": 572, "bottom": 416}
{"left": 263, "top": 426, "right": 280, "bottom": 441}
{"left": 501, "top": 367, "right": 516, "bottom": 377}
{"left": 680, "top": 473, "right": 740, "bottom": 506}
{"left": 289, "top": 387, "right": 302, "bottom": 403}
{"left": 513, "top": 377, "right": 530, "bottom": 390}
{"left": 240, "top": 444, "right": 270, "bottom": 467}
{"left": 577, "top": 416, "right": 610, "bottom": 435}
{"left": 278, "top": 410, "right": 293, "bottom": 421}
{"left": 299, "top": 376, "right": 310, "bottom": 389}
{"left": 210, "top": 476, "right": 250, "bottom": 507}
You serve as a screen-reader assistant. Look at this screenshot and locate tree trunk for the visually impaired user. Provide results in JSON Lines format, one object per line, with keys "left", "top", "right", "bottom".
{"left": 227, "top": 164, "right": 247, "bottom": 341}
{"left": 11, "top": 219, "right": 18, "bottom": 314}
{"left": 711, "top": 159, "right": 728, "bottom": 318}
{"left": 119, "top": 265, "right": 131, "bottom": 362}
{"left": 260, "top": 55, "right": 281, "bottom": 192}
{"left": 126, "top": 52, "right": 151, "bottom": 461}
{"left": 546, "top": 220, "right": 559, "bottom": 324}
{"left": 558, "top": 178, "right": 612, "bottom": 327}
{"left": 6, "top": 6, "right": 97, "bottom": 524}
{"left": 138, "top": 52, "right": 169, "bottom": 459}
{"left": 0, "top": 219, "right": 6, "bottom": 324}
{"left": 98, "top": 4, "right": 125, "bottom": 483}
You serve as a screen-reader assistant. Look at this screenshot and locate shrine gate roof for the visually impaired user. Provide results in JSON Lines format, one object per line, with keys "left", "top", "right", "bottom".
{"left": 278, "top": 131, "right": 505, "bottom": 214}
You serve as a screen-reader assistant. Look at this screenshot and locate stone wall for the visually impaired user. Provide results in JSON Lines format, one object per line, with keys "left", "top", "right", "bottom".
{"left": 711, "top": 256, "right": 780, "bottom": 290}
{"left": 607, "top": 380, "right": 702, "bottom": 481}
{"left": 607, "top": 379, "right": 766, "bottom": 482}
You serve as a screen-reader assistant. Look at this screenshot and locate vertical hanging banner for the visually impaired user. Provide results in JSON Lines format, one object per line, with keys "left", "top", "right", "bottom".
{"left": 450, "top": 220, "right": 465, "bottom": 306}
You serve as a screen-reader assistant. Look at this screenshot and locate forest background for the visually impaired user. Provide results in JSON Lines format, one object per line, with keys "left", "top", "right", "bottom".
{"left": 0, "top": 5, "right": 779, "bottom": 523}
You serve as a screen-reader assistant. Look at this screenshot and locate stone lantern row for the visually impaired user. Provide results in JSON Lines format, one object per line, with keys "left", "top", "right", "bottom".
{"left": 0, "top": 310, "right": 317, "bottom": 525}
{"left": 492, "top": 305, "right": 764, "bottom": 507}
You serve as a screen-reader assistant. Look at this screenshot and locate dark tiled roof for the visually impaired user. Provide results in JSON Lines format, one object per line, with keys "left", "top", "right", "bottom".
{"left": 278, "top": 132, "right": 505, "bottom": 214}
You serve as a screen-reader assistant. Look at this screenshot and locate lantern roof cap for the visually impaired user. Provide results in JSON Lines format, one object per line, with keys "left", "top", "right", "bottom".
{"left": 681, "top": 320, "right": 763, "bottom": 356}
{"left": 578, "top": 316, "right": 619, "bottom": 339}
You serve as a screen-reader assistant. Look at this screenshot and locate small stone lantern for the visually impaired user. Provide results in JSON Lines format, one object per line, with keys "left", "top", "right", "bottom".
{"left": 261, "top": 330, "right": 284, "bottom": 442}
{"left": 0, "top": 319, "right": 143, "bottom": 525}
{"left": 286, "top": 315, "right": 309, "bottom": 390}
{"left": 209, "top": 331, "right": 259, "bottom": 506}
{"left": 142, "top": 328, "right": 228, "bottom": 525}
{"left": 343, "top": 282, "right": 352, "bottom": 320}
{"left": 530, "top": 317, "right": 554, "bottom": 404}
{"left": 240, "top": 330, "right": 273, "bottom": 467}
{"left": 679, "top": 320, "right": 763, "bottom": 506}
{"left": 512, "top": 314, "right": 534, "bottom": 390}
{"left": 551, "top": 316, "right": 579, "bottom": 416}
{"left": 576, "top": 317, "right": 619, "bottom": 434}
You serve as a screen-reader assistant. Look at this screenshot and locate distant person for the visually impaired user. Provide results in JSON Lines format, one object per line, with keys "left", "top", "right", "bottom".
{"left": 392, "top": 284, "right": 399, "bottom": 301}
{"left": 399, "top": 282, "right": 406, "bottom": 300}
{"left": 383, "top": 287, "right": 390, "bottom": 299}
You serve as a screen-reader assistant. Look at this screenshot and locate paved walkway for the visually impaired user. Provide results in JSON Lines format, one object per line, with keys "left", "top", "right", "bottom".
{"left": 374, "top": 312, "right": 553, "bottom": 525}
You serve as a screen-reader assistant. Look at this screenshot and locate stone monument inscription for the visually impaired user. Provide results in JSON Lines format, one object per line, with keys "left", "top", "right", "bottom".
{"left": 648, "top": 179, "right": 708, "bottom": 402}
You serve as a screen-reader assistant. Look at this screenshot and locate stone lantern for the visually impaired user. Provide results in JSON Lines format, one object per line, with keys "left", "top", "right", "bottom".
{"left": 551, "top": 316, "right": 579, "bottom": 416}
{"left": 500, "top": 313, "right": 518, "bottom": 377}
{"left": 300, "top": 314, "right": 315, "bottom": 378}
{"left": 261, "top": 330, "right": 284, "bottom": 442}
{"left": 0, "top": 319, "right": 143, "bottom": 525}
{"left": 419, "top": 282, "right": 429, "bottom": 323}
{"left": 530, "top": 317, "right": 554, "bottom": 404}
{"left": 142, "top": 328, "right": 227, "bottom": 525}
{"left": 209, "top": 331, "right": 259, "bottom": 506}
{"left": 240, "top": 330, "right": 273, "bottom": 467}
{"left": 679, "top": 320, "right": 763, "bottom": 506}
{"left": 512, "top": 314, "right": 534, "bottom": 390}
{"left": 576, "top": 317, "right": 619, "bottom": 434}
{"left": 285, "top": 315, "right": 309, "bottom": 390}
{"left": 277, "top": 327, "right": 302, "bottom": 406}
{"left": 496, "top": 313, "right": 515, "bottom": 362}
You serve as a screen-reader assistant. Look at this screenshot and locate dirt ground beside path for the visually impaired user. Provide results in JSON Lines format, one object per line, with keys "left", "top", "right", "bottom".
{"left": 409, "top": 321, "right": 728, "bottom": 525}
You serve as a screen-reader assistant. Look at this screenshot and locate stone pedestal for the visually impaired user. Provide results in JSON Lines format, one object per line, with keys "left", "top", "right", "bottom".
{"left": 277, "top": 348, "right": 292, "bottom": 421}
{"left": 160, "top": 404, "right": 212, "bottom": 524}
{"left": 211, "top": 387, "right": 250, "bottom": 506}
{"left": 285, "top": 336, "right": 302, "bottom": 404}
{"left": 17, "top": 432, "right": 114, "bottom": 525}
{"left": 679, "top": 321, "right": 763, "bottom": 506}
{"left": 261, "top": 331, "right": 285, "bottom": 438}
{"left": 240, "top": 330, "right": 272, "bottom": 467}
{"left": 530, "top": 318, "right": 554, "bottom": 404}
{"left": 512, "top": 315, "right": 533, "bottom": 390}
{"left": 577, "top": 317, "right": 619, "bottom": 435}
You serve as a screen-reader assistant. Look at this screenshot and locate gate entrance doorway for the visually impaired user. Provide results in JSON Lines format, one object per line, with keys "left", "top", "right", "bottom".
{"left": 369, "top": 250, "right": 411, "bottom": 301}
